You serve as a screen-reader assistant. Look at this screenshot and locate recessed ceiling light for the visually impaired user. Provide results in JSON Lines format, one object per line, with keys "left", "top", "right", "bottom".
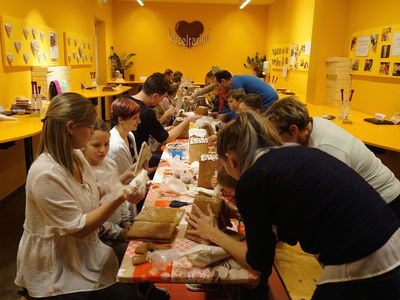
{"left": 240, "top": 0, "right": 252, "bottom": 9}
{"left": 137, "top": 0, "right": 144, "bottom": 6}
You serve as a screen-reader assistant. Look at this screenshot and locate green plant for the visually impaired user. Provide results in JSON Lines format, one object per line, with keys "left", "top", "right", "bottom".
{"left": 108, "top": 46, "right": 136, "bottom": 75}
{"left": 244, "top": 52, "right": 266, "bottom": 77}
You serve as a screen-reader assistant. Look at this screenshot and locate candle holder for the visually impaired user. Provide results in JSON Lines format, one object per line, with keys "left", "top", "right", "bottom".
{"left": 342, "top": 89, "right": 354, "bottom": 124}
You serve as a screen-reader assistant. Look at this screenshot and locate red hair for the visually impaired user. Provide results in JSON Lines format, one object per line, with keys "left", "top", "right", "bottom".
{"left": 111, "top": 97, "right": 141, "bottom": 124}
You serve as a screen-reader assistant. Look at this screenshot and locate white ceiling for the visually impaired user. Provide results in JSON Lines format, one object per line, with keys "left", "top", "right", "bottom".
{"left": 114, "top": 0, "right": 275, "bottom": 5}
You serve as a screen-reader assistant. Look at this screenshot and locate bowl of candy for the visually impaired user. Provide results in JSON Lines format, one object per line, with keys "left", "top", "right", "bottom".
{"left": 165, "top": 142, "right": 187, "bottom": 159}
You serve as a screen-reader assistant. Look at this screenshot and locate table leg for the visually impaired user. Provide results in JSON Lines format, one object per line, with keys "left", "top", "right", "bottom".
{"left": 24, "top": 137, "right": 33, "bottom": 174}
{"left": 101, "top": 96, "right": 106, "bottom": 120}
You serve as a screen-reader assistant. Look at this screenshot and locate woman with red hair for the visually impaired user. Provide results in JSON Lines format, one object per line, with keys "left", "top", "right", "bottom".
{"left": 108, "top": 97, "right": 141, "bottom": 183}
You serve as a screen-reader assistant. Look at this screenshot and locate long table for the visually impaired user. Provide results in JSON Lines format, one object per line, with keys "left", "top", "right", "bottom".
{"left": 73, "top": 85, "right": 132, "bottom": 120}
{"left": 0, "top": 115, "right": 43, "bottom": 173}
{"left": 306, "top": 103, "right": 400, "bottom": 152}
{"left": 117, "top": 152, "right": 258, "bottom": 285}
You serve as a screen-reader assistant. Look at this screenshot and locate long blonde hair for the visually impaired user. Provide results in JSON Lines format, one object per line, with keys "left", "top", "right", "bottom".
{"left": 38, "top": 92, "right": 96, "bottom": 179}
{"left": 217, "top": 111, "right": 282, "bottom": 175}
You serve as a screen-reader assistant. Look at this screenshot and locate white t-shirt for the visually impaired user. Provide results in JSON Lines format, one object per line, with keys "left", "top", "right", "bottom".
{"left": 108, "top": 127, "right": 138, "bottom": 179}
{"left": 108, "top": 127, "right": 139, "bottom": 216}
{"left": 309, "top": 117, "right": 400, "bottom": 202}
{"left": 15, "top": 151, "right": 118, "bottom": 298}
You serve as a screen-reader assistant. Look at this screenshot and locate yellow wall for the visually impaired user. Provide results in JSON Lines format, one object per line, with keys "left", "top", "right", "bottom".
{"left": 112, "top": 2, "right": 268, "bottom": 83}
{"left": 265, "top": 0, "right": 315, "bottom": 99}
{"left": 0, "top": 0, "right": 114, "bottom": 200}
{"left": 0, "top": 0, "right": 114, "bottom": 107}
{"left": 306, "top": 0, "right": 349, "bottom": 105}
{"left": 344, "top": 0, "right": 400, "bottom": 116}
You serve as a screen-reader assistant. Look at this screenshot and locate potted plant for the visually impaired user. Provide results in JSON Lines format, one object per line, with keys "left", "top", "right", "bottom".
{"left": 244, "top": 52, "right": 267, "bottom": 78}
{"left": 108, "top": 46, "right": 136, "bottom": 79}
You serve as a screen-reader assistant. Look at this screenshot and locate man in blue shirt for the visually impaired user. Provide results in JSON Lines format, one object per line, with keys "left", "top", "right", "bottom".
{"left": 215, "top": 70, "right": 278, "bottom": 111}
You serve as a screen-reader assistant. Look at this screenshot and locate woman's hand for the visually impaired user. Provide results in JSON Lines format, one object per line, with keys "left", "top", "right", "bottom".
{"left": 120, "top": 163, "right": 137, "bottom": 183}
{"left": 123, "top": 187, "right": 145, "bottom": 204}
{"left": 186, "top": 204, "right": 220, "bottom": 242}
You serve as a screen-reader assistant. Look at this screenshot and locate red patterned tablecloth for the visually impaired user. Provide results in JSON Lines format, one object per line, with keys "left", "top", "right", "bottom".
{"left": 117, "top": 152, "right": 257, "bottom": 285}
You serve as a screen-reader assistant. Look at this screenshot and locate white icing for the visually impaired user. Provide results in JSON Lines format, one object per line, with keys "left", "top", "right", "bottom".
{"left": 189, "top": 128, "right": 207, "bottom": 138}
{"left": 200, "top": 154, "right": 218, "bottom": 161}
{"left": 189, "top": 137, "right": 208, "bottom": 144}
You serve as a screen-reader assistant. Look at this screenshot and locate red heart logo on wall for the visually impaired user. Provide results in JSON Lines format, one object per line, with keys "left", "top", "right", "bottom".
{"left": 175, "top": 21, "right": 204, "bottom": 48}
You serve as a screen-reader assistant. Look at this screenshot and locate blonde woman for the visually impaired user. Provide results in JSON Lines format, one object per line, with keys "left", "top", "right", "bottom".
{"left": 15, "top": 93, "right": 144, "bottom": 300}
{"left": 187, "top": 111, "right": 400, "bottom": 300}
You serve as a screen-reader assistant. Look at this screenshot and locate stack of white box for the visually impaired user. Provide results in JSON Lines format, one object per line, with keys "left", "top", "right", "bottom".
{"left": 325, "top": 57, "right": 351, "bottom": 108}
{"left": 31, "top": 66, "right": 71, "bottom": 99}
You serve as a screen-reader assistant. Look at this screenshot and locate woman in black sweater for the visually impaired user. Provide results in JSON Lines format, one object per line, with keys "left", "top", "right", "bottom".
{"left": 187, "top": 112, "right": 400, "bottom": 300}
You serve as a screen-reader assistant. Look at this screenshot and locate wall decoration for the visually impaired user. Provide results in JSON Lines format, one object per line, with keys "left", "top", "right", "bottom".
{"left": 364, "top": 59, "right": 373, "bottom": 71}
{"left": 393, "top": 63, "right": 400, "bottom": 76}
{"left": 23, "top": 27, "right": 29, "bottom": 39}
{"left": 64, "top": 32, "right": 93, "bottom": 66}
{"left": 40, "top": 31, "right": 45, "bottom": 41}
{"left": 349, "top": 24, "right": 400, "bottom": 78}
{"left": 23, "top": 52, "right": 29, "bottom": 64}
{"left": 4, "top": 23, "right": 12, "bottom": 37}
{"left": 351, "top": 59, "right": 359, "bottom": 71}
{"left": 271, "top": 40, "right": 311, "bottom": 71}
{"left": 6, "top": 53, "right": 14, "bottom": 65}
{"left": 31, "top": 40, "right": 40, "bottom": 56}
{"left": 31, "top": 28, "right": 37, "bottom": 39}
{"left": 14, "top": 40, "right": 21, "bottom": 53}
{"left": 392, "top": 32, "right": 400, "bottom": 56}
{"left": 49, "top": 31, "right": 58, "bottom": 63}
{"left": 381, "top": 27, "right": 391, "bottom": 42}
{"left": 379, "top": 62, "right": 390, "bottom": 75}
{"left": 168, "top": 20, "right": 210, "bottom": 48}
{"left": 381, "top": 45, "right": 391, "bottom": 58}
{"left": 1, "top": 15, "right": 56, "bottom": 66}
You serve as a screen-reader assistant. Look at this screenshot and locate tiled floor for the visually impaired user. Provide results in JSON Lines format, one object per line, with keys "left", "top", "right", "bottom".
{"left": 0, "top": 186, "right": 290, "bottom": 300}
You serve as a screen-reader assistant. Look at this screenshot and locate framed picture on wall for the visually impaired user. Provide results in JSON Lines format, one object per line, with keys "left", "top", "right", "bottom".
{"left": 49, "top": 31, "right": 58, "bottom": 63}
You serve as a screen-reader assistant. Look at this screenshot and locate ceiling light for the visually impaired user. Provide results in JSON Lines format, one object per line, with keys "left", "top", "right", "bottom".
{"left": 137, "top": 0, "right": 144, "bottom": 6}
{"left": 239, "top": 0, "right": 251, "bottom": 9}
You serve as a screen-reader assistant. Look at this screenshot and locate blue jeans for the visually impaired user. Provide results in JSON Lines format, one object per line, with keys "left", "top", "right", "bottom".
{"left": 312, "top": 265, "right": 400, "bottom": 300}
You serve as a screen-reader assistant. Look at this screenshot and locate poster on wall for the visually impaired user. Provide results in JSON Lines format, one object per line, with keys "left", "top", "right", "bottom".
{"left": 356, "top": 36, "right": 370, "bottom": 56}
{"left": 392, "top": 32, "right": 400, "bottom": 56}
{"left": 49, "top": 31, "right": 58, "bottom": 63}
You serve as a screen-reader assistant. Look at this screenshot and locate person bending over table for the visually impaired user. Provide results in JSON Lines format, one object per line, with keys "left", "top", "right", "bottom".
{"left": 263, "top": 97, "right": 400, "bottom": 218}
{"left": 238, "top": 93, "right": 263, "bottom": 114}
{"left": 187, "top": 111, "right": 400, "bottom": 300}
{"left": 15, "top": 93, "right": 144, "bottom": 300}
{"left": 123, "top": 73, "right": 199, "bottom": 162}
{"left": 215, "top": 70, "right": 278, "bottom": 111}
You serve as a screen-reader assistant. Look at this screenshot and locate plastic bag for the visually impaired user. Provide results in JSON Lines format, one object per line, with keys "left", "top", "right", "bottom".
{"left": 93, "top": 168, "right": 124, "bottom": 203}
{"left": 165, "top": 176, "right": 188, "bottom": 194}
{"left": 148, "top": 249, "right": 181, "bottom": 275}
{"left": 183, "top": 244, "right": 230, "bottom": 267}
{"left": 167, "top": 155, "right": 186, "bottom": 178}
{"left": 129, "top": 169, "right": 149, "bottom": 190}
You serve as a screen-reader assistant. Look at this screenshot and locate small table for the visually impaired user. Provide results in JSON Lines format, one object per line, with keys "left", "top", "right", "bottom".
{"left": 73, "top": 85, "right": 132, "bottom": 120}
{"left": 117, "top": 153, "right": 258, "bottom": 286}
{"left": 0, "top": 115, "right": 43, "bottom": 173}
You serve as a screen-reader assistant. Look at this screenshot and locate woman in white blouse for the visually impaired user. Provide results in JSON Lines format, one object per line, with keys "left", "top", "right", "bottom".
{"left": 108, "top": 97, "right": 141, "bottom": 181}
{"left": 15, "top": 93, "right": 144, "bottom": 299}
